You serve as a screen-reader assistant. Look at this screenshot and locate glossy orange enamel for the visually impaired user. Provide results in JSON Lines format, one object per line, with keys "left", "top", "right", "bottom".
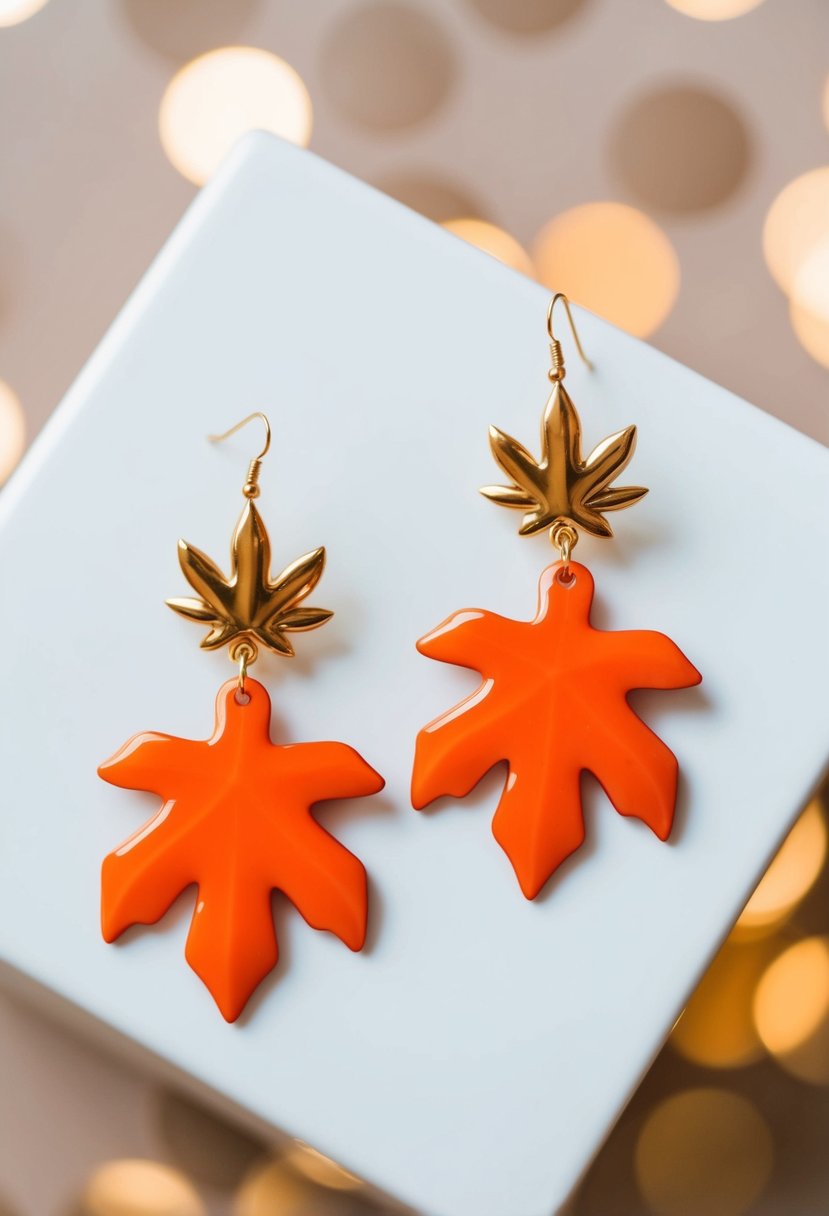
{"left": 412, "top": 562, "right": 701, "bottom": 899}
{"left": 99, "top": 678, "right": 384, "bottom": 1021}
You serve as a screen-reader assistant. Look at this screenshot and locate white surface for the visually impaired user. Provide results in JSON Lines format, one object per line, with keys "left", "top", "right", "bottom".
{"left": 0, "top": 135, "right": 827, "bottom": 1216}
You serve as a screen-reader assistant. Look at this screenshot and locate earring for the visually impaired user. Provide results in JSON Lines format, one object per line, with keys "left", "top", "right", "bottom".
{"left": 412, "top": 297, "right": 701, "bottom": 899}
{"left": 98, "top": 413, "right": 384, "bottom": 1021}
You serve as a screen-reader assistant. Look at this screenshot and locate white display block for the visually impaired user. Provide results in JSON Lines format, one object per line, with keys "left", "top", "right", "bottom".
{"left": 0, "top": 135, "right": 828, "bottom": 1216}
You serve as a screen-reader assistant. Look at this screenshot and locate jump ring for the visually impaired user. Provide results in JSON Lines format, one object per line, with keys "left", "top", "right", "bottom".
{"left": 550, "top": 522, "right": 578, "bottom": 580}
{"left": 230, "top": 639, "right": 257, "bottom": 695}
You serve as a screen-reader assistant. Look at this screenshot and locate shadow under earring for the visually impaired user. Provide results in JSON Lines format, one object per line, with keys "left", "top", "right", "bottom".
{"left": 98, "top": 413, "right": 385, "bottom": 1021}
{"left": 412, "top": 297, "right": 701, "bottom": 899}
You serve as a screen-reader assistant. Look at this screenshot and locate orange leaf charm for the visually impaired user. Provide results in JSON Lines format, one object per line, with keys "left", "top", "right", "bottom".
{"left": 412, "top": 562, "right": 701, "bottom": 899}
{"left": 99, "top": 679, "right": 384, "bottom": 1021}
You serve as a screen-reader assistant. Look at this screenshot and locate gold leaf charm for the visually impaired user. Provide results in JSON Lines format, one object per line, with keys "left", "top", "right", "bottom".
{"left": 166, "top": 500, "right": 332, "bottom": 657}
{"left": 480, "top": 380, "right": 648, "bottom": 540}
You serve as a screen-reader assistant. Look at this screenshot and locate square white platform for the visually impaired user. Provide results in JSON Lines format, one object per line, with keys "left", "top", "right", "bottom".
{"left": 0, "top": 135, "right": 827, "bottom": 1216}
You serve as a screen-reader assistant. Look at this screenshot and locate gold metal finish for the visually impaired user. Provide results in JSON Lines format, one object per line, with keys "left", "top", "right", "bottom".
{"left": 229, "top": 638, "right": 259, "bottom": 664}
{"left": 551, "top": 521, "right": 578, "bottom": 564}
{"left": 208, "top": 412, "right": 271, "bottom": 460}
{"left": 208, "top": 412, "right": 272, "bottom": 499}
{"left": 481, "top": 296, "right": 647, "bottom": 541}
{"left": 546, "top": 292, "right": 593, "bottom": 382}
{"left": 234, "top": 640, "right": 256, "bottom": 693}
{"left": 168, "top": 413, "right": 333, "bottom": 658}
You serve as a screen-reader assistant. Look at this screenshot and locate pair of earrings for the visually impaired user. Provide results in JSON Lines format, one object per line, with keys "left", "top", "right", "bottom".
{"left": 98, "top": 296, "right": 701, "bottom": 1021}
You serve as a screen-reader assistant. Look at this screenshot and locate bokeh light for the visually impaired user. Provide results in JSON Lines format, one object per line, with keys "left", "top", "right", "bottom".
{"left": 121, "top": 0, "right": 261, "bottom": 62}
{"left": 443, "top": 218, "right": 534, "bottom": 276}
{"left": 610, "top": 85, "right": 750, "bottom": 213}
{"left": 80, "top": 1159, "right": 204, "bottom": 1216}
{"left": 0, "top": 0, "right": 49, "bottom": 27}
{"left": 671, "top": 939, "right": 775, "bottom": 1067}
{"left": 754, "top": 936, "right": 829, "bottom": 1084}
{"left": 734, "top": 799, "right": 826, "bottom": 936}
{"left": 664, "top": 0, "right": 765, "bottom": 18}
{"left": 379, "top": 172, "right": 483, "bottom": 224}
{"left": 285, "top": 1142, "right": 362, "bottom": 1191}
{"left": 159, "top": 47, "right": 312, "bottom": 186}
{"left": 235, "top": 1159, "right": 345, "bottom": 1216}
{"left": 790, "top": 301, "right": 829, "bottom": 369}
{"left": 634, "top": 1089, "right": 773, "bottom": 1216}
{"left": 763, "top": 168, "right": 829, "bottom": 367}
{"left": 321, "top": 2, "right": 454, "bottom": 132}
{"left": 235, "top": 1161, "right": 305, "bottom": 1216}
{"left": 790, "top": 236, "right": 829, "bottom": 323}
{"left": 156, "top": 1089, "right": 266, "bottom": 1189}
{"left": 762, "top": 167, "right": 829, "bottom": 298}
{"left": 533, "top": 202, "right": 679, "bottom": 337}
{"left": 468, "top": 0, "right": 586, "bottom": 35}
{"left": 0, "top": 379, "right": 26, "bottom": 483}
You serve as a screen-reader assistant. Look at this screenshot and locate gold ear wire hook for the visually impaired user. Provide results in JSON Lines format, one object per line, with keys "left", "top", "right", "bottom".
{"left": 546, "top": 293, "right": 593, "bottom": 382}
{"left": 208, "top": 411, "right": 272, "bottom": 499}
